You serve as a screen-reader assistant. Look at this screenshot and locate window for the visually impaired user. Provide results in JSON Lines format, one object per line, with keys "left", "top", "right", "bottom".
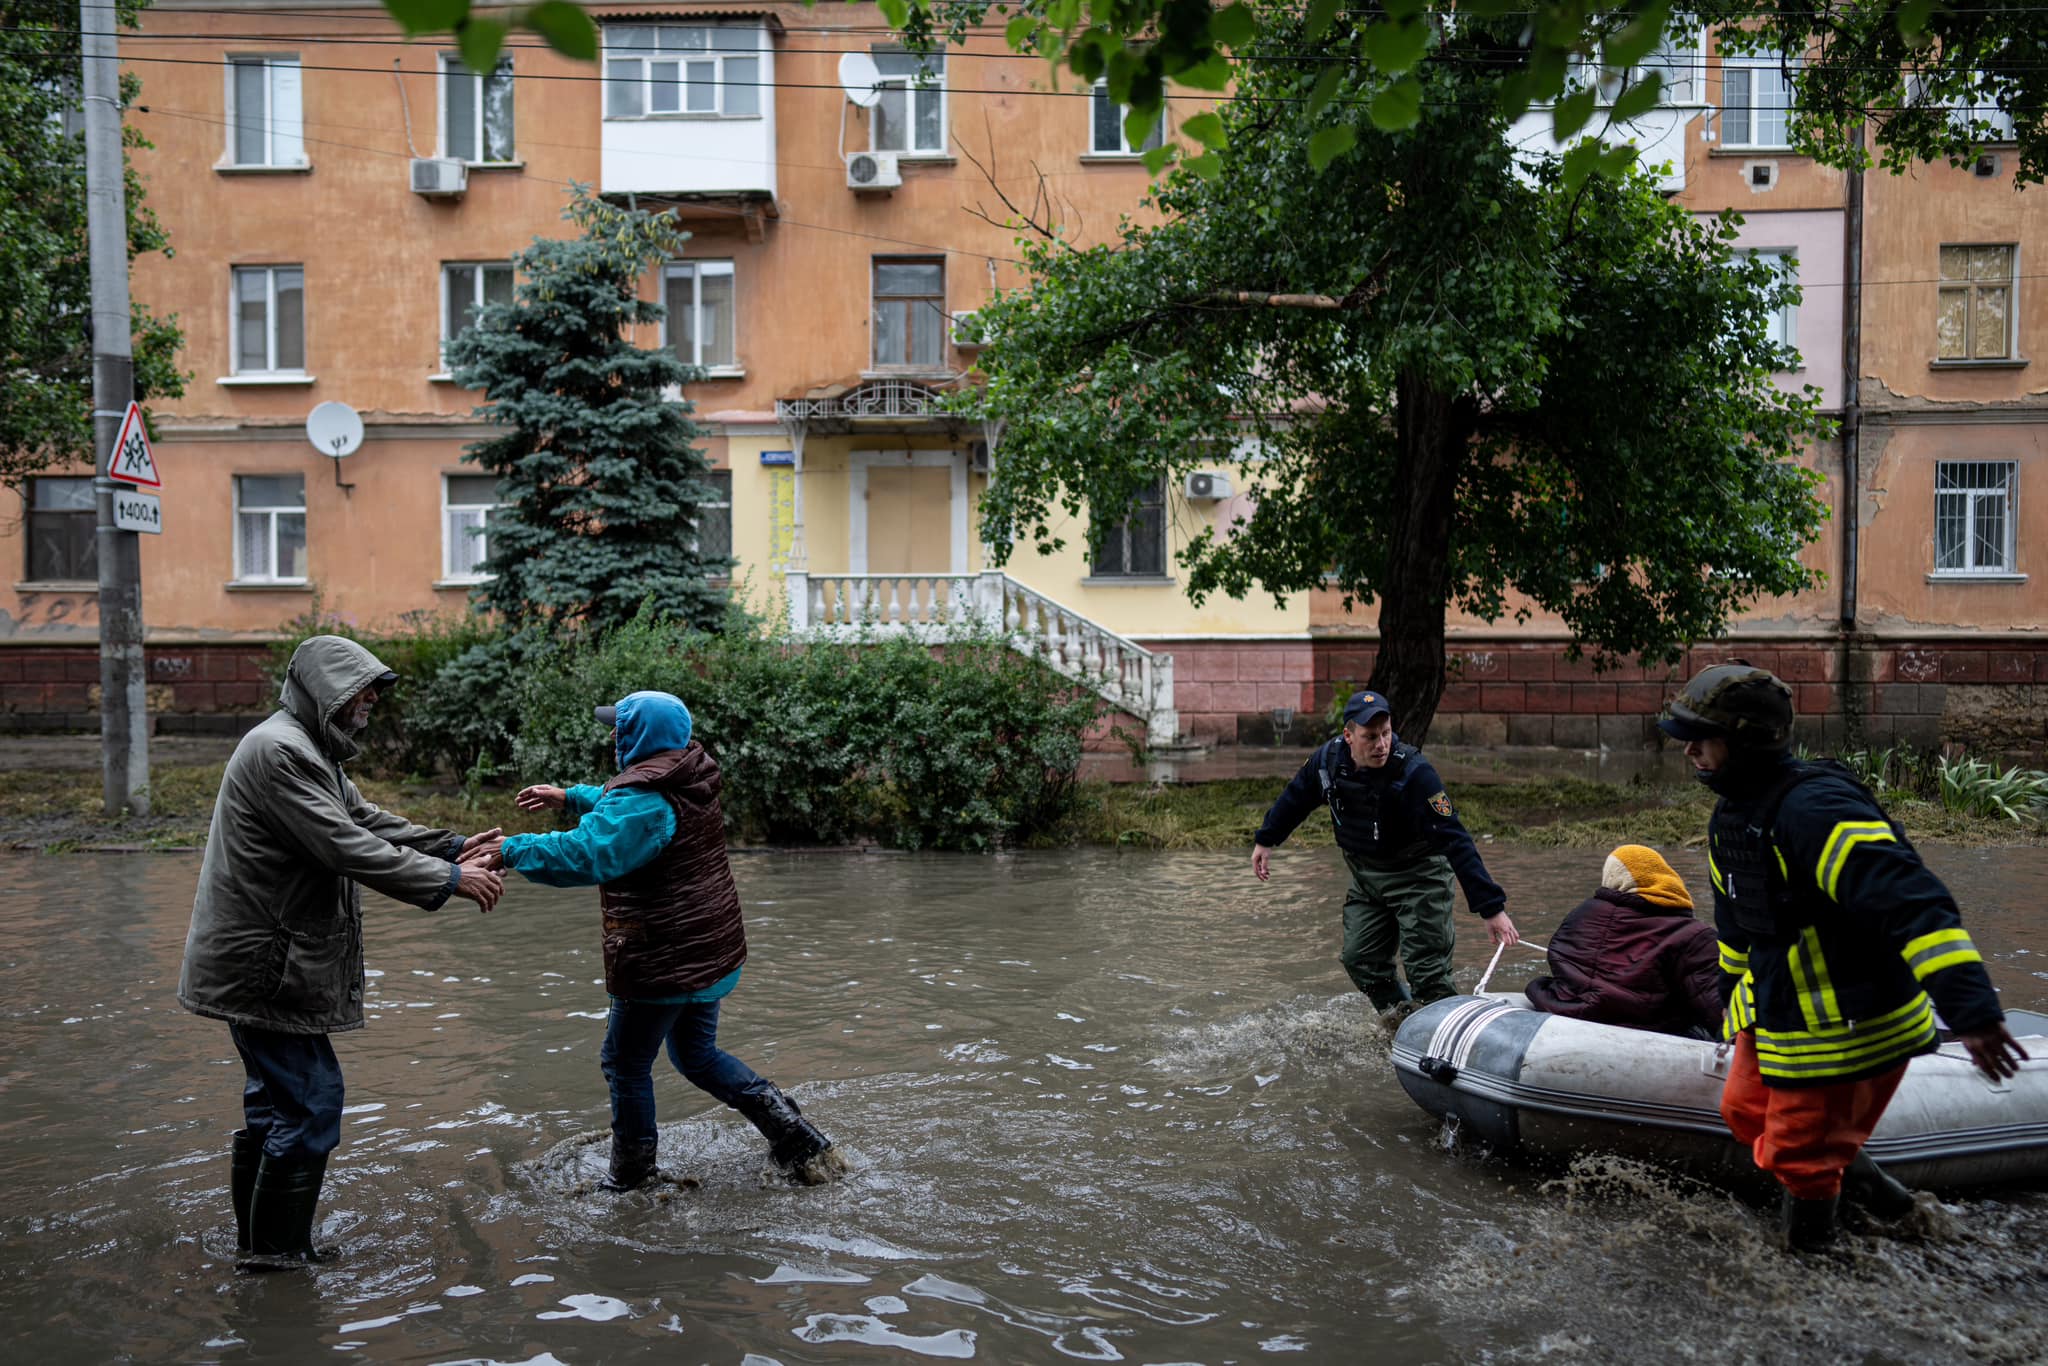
{"left": 1091, "top": 476, "right": 1167, "bottom": 578}
{"left": 1935, "top": 462, "right": 2017, "bottom": 574}
{"left": 442, "top": 262, "right": 514, "bottom": 361}
{"left": 25, "top": 478, "right": 96, "bottom": 582}
{"left": 1090, "top": 80, "right": 1164, "bottom": 155}
{"left": 662, "top": 260, "right": 736, "bottom": 370}
{"left": 1910, "top": 75, "right": 2017, "bottom": 143}
{"left": 872, "top": 259, "right": 946, "bottom": 369}
{"left": 871, "top": 48, "right": 944, "bottom": 154}
{"left": 232, "top": 265, "right": 305, "bottom": 375}
{"left": 441, "top": 54, "right": 514, "bottom": 163}
{"left": 603, "top": 26, "right": 760, "bottom": 119}
{"left": 234, "top": 475, "right": 308, "bottom": 583}
{"left": 1719, "top": 54, "right": 1793, "bottom": 149}
{"left": 1739, "top": 249, "right": 1798, "bottom": 351}
{"left": 225, "top": 57, "right": 304, "bottom": 166}
{"left": 699, "top": 470, "right": 733, "bottom": 564}
{"left": 1938, "top": 245, "right": 2016, "bottom": 361}
{"left": 442, "top": 474, "right": 499, "bottom": 581}
{"left": 1571, "top": 25, "right": 1704, "bottom": 107}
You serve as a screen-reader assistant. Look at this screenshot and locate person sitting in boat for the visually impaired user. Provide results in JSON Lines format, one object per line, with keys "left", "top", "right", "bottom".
{"left": 1525, "top": 844, "right": 1721, "bottom": 1038}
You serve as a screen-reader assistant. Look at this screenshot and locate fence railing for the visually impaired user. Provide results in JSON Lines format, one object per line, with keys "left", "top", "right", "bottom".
{"left": 785, "top": 570, "right": 1178, "bottom": 745}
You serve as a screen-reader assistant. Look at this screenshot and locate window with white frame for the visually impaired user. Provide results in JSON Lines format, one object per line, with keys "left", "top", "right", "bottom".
{"left": 25, "top": 477, "right": 96, "bottom": 582}
{"left": 872, "top": 258, "right": 946, "bottom": 369}
{"left": 1089, "top": 80, "right": 1164, "bottom": 155}
{"left": 1934, "top": 461, "right": 2017, "bottom": 574}
{"left": 603, "top": 26, "right": 760, "bottom": 119}
{"left": 441, "top": 54, "right": 514, "bottom": 163}
{"left": 662, "top": 260, "right": 736, "bottom": 370}
{"left": 234, "top": 474, "right": 308, "bottom": 582}
{"left": 1738, "top": 249, "right": 1798, "bottom": 351}
{"left": 1091, "top": 476, "right": 1167, "bottom": 578}
{"left": 1938, "top": 244, "right": 2016, "bottom": 361}
{"left": 442, "top": 262, "right": 514, "bottom": 362}
{"left": 871, "top": 47, "right": 945, "bottom": 154}
{"left": 698, "top": 469, "right": 733, "bottom": 564}
{"left": 442, "top": 474, "right": 499, "bottom": 581}
{"left": 225, "top": 56, "right": 305, "bottom": 166}
{"left": 1719, "top": 52, "right": 1793, "bottom": 148}
{"left": 1570, "top": 24, "right": 1705, "bottom": 106}
{"left": 1909, "top": 74, "right": 2018, "bottom": 143}
{"left": 232, "top": 265, "right": 305, "bottom": 375}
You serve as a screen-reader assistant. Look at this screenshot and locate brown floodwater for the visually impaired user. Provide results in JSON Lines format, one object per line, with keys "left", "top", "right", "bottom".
{"left": 2, "top": 843, "right": 2045, "bottom": 1364}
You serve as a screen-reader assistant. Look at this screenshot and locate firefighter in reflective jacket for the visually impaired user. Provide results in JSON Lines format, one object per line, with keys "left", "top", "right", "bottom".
{"left": 1658, "top": 664, "right": 2028, "bottom": 1251}
{"left": 1253, "top": 689, "right": 1519, "bottom": 1026}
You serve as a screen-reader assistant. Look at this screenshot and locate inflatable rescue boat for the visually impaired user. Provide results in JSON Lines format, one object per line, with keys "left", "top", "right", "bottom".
{"left": 1392, "top": 996, "right": 2048, "bottom": 1191}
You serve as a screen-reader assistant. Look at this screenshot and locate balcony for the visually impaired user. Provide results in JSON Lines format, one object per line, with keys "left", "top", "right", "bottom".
{"left": 599, "top": 18, "right": 778, "bottom": 200}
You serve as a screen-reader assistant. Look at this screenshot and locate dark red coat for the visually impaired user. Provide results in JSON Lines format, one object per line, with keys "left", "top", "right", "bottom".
{"left": 1525, "top": 888, "right": 1722, "bottom": 1036}
{"left": 598, "top": 744, "right": 747, "bottom": 999}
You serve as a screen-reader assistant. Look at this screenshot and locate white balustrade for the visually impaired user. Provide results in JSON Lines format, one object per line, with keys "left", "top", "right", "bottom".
{"left": 783, "top": 570, "right": 1178, "bottom": 744}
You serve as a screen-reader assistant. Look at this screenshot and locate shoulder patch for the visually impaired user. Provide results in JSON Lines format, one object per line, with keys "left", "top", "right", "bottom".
{"left": 1429, "top": 790, "right": 1453, "bottom": 817}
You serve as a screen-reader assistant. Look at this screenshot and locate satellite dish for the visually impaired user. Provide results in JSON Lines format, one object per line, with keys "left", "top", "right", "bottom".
{"left": 838, "top": 51, "right": 884, "bottom": 108}
{"left": 305, "top": 401, "right": 364, "bottom": 459}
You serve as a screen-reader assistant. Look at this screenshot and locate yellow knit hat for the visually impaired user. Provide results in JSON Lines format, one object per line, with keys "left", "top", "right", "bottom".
{"left": 1600, "top": 844, "right": 1694, "bottom": 910}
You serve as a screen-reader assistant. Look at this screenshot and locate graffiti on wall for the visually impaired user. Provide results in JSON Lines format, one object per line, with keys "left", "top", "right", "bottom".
{"left": 3, "top": 593, "right": 102, "bottom": 636}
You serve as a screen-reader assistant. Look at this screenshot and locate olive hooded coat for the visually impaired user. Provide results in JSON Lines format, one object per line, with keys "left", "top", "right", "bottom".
{"left": 177, "top": 635, "right": 463, "bottom": 1035}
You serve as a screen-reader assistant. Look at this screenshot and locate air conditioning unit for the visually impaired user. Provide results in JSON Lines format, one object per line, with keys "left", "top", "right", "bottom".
{"left": 1184, "top": 471, "right": 1232, "bottom": 500}
{"left": 411, "top": 157, "right": 468, "bottom": 198}
{"left": 951, "top": 309, "right": 985, "bottom": 349}
{"left": 968, "top": 441, "right": 992, "bottom": 474}
{"left": 846, "top": 150, "right": 902, "bottom": 192}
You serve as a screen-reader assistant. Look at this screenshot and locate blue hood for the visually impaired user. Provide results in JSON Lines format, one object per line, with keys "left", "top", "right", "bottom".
{"left": 612, "top": 690, "right": 694, "bottom": 767}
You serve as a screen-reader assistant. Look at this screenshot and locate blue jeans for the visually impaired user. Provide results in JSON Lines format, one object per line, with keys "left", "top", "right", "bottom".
{"left": 229, "top": 1023, "right": 345, "bottom": 1160}
{"left": 599, "top": 999, "right": 762, "bottom": 1145}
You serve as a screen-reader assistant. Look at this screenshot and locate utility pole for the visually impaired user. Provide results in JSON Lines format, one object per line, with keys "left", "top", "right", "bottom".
{"left": 82, "top": 0, "right": 150, "bottom": 815}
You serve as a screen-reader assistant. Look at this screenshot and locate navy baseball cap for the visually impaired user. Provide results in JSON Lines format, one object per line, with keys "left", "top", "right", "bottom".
{"left": 594, "top": 704, "right": 618, "bottom": 726}
{"left": 1342, "top": 690, "right": 1392, "bottom": 726}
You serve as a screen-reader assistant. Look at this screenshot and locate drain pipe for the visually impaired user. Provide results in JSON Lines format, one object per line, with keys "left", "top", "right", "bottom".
{"left": 1837, "top": 125, "right": 1866, "bottom": 745}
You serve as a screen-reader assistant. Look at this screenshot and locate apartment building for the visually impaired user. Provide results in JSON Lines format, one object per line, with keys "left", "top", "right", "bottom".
{"left": 5, "top": 6, "right": 2043, "bottom": 754}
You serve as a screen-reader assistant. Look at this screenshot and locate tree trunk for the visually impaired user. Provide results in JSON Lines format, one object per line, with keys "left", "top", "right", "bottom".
{"left": 1367, "top": 369, "right": 1469, "bottom": 745}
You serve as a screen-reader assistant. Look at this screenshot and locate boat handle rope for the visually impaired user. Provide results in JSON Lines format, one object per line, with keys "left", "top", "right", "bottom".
{"left": 1474, "top": 936, "right": 1549, "bottom": 996}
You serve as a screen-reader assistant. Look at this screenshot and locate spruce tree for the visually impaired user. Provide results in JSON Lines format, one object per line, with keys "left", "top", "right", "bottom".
{"left": 446, "top": 187, "right": 727, "bottom": 632}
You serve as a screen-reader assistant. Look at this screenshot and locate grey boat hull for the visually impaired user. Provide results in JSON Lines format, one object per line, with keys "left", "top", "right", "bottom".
{"left": 1392, "top": 996, "right": 2048, "bottom": 1191}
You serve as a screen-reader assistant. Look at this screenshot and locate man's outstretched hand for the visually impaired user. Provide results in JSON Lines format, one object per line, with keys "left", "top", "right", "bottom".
{"left": 516, "top": 785, "right": 567, "bottom": 813}
{"left": 451, "top": 862, "right": 504, "bottom": 913}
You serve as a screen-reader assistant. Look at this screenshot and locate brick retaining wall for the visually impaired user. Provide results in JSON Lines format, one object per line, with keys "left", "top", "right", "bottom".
{"left": 0, "top": 642, "right": 274, "bottom": 734}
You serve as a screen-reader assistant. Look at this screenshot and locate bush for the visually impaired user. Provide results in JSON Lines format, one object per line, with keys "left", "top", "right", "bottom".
{"left": 1936, "top": 755, "right": 2048, "bottom": 823}
{"left": 510, "top": 603, "right": 1101, "bottom": 850}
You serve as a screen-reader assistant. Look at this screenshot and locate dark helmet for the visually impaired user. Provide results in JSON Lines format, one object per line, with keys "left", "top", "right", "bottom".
{"left": 1657, "top": 663, "right": 1794, "bottom": 750}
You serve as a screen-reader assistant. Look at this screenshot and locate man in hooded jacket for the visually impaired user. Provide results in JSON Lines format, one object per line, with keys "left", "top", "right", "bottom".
{"left": 179, "top": 635, "right": 505, "bottom": 1268}
{"left": 492, "top": 690, "right": 841, "bottom": 1191}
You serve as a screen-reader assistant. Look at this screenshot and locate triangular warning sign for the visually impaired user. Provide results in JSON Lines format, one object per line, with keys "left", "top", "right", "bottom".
{"left": 107, "top": 401, "right": 161, "bottom": 489}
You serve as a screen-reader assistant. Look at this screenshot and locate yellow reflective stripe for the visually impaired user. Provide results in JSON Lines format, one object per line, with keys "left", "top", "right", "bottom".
{"left": 1754, "top": 994, "right": 1934, "bottom": 1061}
{"left": 1773, "top": 846, "right": 1787, "bottom": 880}
{"left": 1708, "top": 849, "right": 1725, "bottom": 895}
{"left": 1901, "top": 927, "right": 1983, "bottom": 982}
{"left": 1717, "top": 940, "right": 1748, "bottom": 973}
{"left": 1815, "top": 820, "right": 1895, "bottom": 901}
{"left": 1802, "top": 927, "right": 1842, "bottom": 1026}
{"left": 1786, "top": 939, "right": 1823, "bottom": 1031}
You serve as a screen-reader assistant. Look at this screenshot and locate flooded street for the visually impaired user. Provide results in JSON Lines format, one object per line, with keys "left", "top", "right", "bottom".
{"left": 2, "top": 845, "right": 2045, "bottom": 1364}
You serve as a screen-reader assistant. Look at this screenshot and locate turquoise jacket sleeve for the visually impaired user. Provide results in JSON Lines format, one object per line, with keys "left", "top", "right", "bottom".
{"left": 501, "top": 785, "right": 675, "bottom": 887}
{"left": 563, "top": 784, "right": 604, "bottom": 816}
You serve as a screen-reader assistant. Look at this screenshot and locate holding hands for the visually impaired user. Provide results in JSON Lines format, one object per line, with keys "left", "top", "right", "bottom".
{"left": 452, "top": 827, "right": 506, "bottom": 910}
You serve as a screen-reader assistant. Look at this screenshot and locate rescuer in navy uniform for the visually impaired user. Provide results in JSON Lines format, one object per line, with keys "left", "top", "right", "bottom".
{"left": 1252, "top": 690, "right": 1519, "bottom": 1024}
{"left": 1659, "top": 663, "right": 2028, "bottom": 1251}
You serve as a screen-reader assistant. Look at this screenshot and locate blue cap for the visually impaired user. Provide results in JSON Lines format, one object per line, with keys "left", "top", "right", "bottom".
{"left": 1342, "top": 690, "right": 1391, "bottom": 726}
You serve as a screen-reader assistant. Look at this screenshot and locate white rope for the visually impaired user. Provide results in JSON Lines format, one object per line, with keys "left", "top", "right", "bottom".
{"left": 1474, "top": 936, "right": 1548, "bottom": 996}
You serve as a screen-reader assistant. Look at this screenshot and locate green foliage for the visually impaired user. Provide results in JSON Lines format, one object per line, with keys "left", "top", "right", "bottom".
{"left": 263, "top": 599, "right": 515, "bottom": 778}
{"left": 1936, "top": 756, "right": 2048, "bottom": 824}
{"left": 445, "top": 187, "right": 729, "bottom": 634}
{"left": 0, "top": 0, "right": 187, "bottom": 481}
{"left": 511, "top": 605, "right": 1102, "bottom": 850}
{"left": 963, "top": 9, "right": 1827, "bottom": 733}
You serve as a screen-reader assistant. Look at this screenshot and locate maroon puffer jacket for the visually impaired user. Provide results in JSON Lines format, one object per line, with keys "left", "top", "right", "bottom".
{"left": 1525, "top": 888, "right": 1721, "bottom": 1036}
{"left": 598, "top": 743, "right": 747, "bottom": 999}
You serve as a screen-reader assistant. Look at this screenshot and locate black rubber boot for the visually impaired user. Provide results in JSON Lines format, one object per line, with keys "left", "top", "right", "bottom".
{"left": 230, "top": 1129, "right": 263, "bottom": 1253}
{"left": 1842, "top": 1150, "right": 1916, "bottom": 1221}
{"left": 602, "top": 1135, "right": 660, "bottom": 1192}
{"left": 1779, "top": 1188, "right": 1838, "bottom": 1253}
{"left": 732, "top": 1081, "right": 835, "bottom": 1172}
{"left": 240, "top": 1152, "right": 335, "bottom": 1270}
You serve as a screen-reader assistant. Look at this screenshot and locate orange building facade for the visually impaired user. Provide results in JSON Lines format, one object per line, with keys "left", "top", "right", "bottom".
{"left": 3, "top": 7, "right": 2043, "bottom": 754}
